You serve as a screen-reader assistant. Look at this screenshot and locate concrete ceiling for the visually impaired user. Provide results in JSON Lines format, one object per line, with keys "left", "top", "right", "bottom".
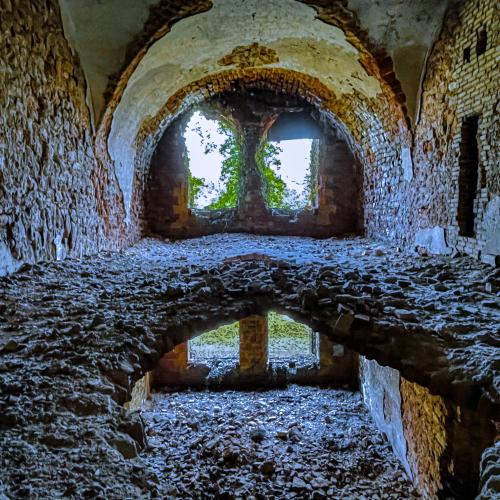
{"left": 108, "top": 0, "right": 382, "bottom": 221}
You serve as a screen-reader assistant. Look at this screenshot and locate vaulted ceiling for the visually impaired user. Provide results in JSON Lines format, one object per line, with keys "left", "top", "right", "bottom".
{"left": 58, "top": 0, "right": 456, "bottom": 221}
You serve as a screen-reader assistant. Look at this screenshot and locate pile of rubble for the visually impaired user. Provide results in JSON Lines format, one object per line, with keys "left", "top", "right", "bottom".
{"left": 142, "top": 385, "right": 420, "bottom": 498}
{"left": 0, "top": 234, "right": 498, "bottom": 497}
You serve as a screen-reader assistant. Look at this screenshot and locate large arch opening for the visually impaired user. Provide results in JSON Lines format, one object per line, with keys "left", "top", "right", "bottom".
{"left": 145, "top": 84, "right": 363, "bottom": 238}
{"left": 123, "top": 297, "right": 494, "bottom": 500}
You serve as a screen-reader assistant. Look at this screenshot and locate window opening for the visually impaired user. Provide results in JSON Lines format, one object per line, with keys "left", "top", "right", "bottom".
{"left": 188, "top": 320, "right": 239, "bottom": 361}
{"left": 476, "top": 29, "right": 487, "bottom": 56}
{"left": 463, "top": 47, "right": 471, "bottom": 63}
{"left": 261, "top": 139, "right": 314, "bottom": 210}
{"left": 184, "top": 111, "right": 239, "bottom": 209}
{"left": 268, "top": 311, "right": 318, "bottom": 361}
{"left": 457, "top": 116, "right": 479, "bottom": 237}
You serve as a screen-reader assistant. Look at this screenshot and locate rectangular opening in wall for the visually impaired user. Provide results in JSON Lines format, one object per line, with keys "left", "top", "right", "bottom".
{"left": 457, "top": 116, "right": 479, "bottom": 237}
{"left": 268, "top": 311, "right": 318, "bottom": 362}
{"left": 476, "top": 29, "right": 487, "bottom": 56}
{"left": 463, "top": 47, "right": 471, "bottom": 63}
{"left": 188, "top": 321, "right": 239, "bottom": 361}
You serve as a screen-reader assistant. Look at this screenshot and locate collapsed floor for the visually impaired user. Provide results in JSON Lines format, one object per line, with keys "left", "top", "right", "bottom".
{"left": 0, "top": 234, "right": 498, "bottom": 498}
{"left": 142, "top": 385, "right": 419, "bottom": 498}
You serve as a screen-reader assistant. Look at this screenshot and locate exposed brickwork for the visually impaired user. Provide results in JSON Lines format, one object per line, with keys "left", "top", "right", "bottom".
{"left": 239, "top": 315, "right": 269, "bottom": 373}
{"left": 132, "top": 68, "right": 405, "bottom": 241}
{"left": 0, "top": 0, "right": 125, "bottom": 276}
{"left": 400, "top": 378, "right": 448, "bottom": 498}
{"left": 146, "top": 99, "right": 362, "bottom": 238}
{"left": 218, "top": 43, "right": 279, "bottom": 68}
{"left": 362, "top": 361, "right": 496, "bottom": 499}
{"left": 412, "top": 0, "right": 499, "bottom": 260}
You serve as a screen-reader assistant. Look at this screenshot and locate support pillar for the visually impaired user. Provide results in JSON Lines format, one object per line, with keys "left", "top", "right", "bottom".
{"left": 239, "top": 315, "right": 268, "bottom": 373}
{"left": 238, "top": 125, "right": 267, "bottom": 218}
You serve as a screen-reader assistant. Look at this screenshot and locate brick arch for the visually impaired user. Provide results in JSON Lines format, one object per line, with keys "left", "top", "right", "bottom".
{"left": 95, "top": 0, "right": 408, "bottom": 161}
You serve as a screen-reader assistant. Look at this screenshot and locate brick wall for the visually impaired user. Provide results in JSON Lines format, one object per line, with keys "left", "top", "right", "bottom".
{"left": 361, "top": 357, "right": 496, "bottom": 498}
{"left": 145, "top": 103, "right": 362, "bottom": 238}
{"left": 412, "top": 0, "right": 499, "bottom": 261}
{"left": 400, "top": 378, "right": 448, "bottom": 498}
{"left": 239, "top": 315, "right": 268, "bottom": 373}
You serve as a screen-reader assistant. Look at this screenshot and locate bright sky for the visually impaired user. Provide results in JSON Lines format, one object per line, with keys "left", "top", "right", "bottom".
{"left": 184, "top": 112, "right": 226, "bottom": 208}
{"left": 270, "top": 139, "right": 312, "bottom": 200}
{"left": 184, "top": 111, "right": 312, "bottom": 208}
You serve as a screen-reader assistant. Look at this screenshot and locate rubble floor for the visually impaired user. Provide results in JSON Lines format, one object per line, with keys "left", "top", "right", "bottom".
{"left": 141, "top": 385, "right": 420, "bottom": 499}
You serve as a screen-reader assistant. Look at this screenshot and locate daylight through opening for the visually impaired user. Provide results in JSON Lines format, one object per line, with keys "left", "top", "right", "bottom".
{"left": 265, "top": 139, "right": 314, "bottom": 210}
{"left": 184, "top": 111, "right": 239, "bottom": 210}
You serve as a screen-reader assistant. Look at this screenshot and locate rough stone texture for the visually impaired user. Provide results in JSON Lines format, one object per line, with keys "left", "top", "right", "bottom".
{"left": 141, "top": 385, "right": 420, "bottom": 498}
{"left": 478, "top": 442, "right": 500, "bottom": 499}
{"left": 362, "top": 358, "right": 497, "bottom": 499}
{"left": 96, "top": 0, "right": 410, "bottom": 238}
{"left": 411, "top": 0, "right": 499, "bottom": 260}
{"left": 0, "top": 0, "right": 124, "bottom": 278}
{"left": 400, "top": 378, "right": 448, "bottom": 498}
{"left": 0, "top": 234, "right": 497, "bottom": 497}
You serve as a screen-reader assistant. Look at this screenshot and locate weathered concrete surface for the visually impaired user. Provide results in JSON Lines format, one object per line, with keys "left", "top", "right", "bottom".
{"left": 59, "top": 0, "right": 453, "bottom": 125}
{"left": 0, "top": 234, "right": 498, "bottom": 497}
{"left": 59, "top": 0, "right": 159, "bottom": 127}
{"left": 346, "top": 0, "right": 454, "bottom": 122}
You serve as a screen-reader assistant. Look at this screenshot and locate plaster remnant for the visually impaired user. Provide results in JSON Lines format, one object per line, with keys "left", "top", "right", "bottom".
{"left": 414, "top": 226, "right": 452, "bottom": 255}
{"left": 218, "top": 43, "right": 279, "bottom": 68}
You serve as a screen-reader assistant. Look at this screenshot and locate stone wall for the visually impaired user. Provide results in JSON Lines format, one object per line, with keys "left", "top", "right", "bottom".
{"left": 0, "top": 0, "right": 124, "bottom": 277}
{"left": 124, "top": 371, "right": 152, "bottom": 412}
{"left": 361, "top": 357, "right": 496, "bottom": 498}
{"left": 411, "top": 0, "right": 499, "bottom": 262}
{"left": 400, "top": 378, "right": 448, "bottom": 498}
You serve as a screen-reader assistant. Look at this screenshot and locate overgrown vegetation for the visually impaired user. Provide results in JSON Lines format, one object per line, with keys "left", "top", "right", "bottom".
{"left": 190, "top": 320, "right": 239, "bottom": 348}
{"left": 186, "top": 114, "right": 314, "bottom": 210}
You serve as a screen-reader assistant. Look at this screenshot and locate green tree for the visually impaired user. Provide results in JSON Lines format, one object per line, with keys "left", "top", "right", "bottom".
{"left": 206, "top": 123, "right": 241, "bottom": 209}
{"left": 187, "top": 118, "right": 290, "bottom": 209}
{"left": 256, "top": 140, "right": 289, "bottom": 209}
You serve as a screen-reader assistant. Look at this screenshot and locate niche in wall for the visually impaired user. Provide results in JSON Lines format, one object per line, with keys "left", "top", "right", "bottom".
{"left": 457, "top": 115, "right": 480, "bottom": 237}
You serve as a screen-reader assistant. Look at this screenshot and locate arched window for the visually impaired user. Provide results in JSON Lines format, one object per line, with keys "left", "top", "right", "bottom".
{"left": 184, "top": 111, "right": 239, "bottom": 210}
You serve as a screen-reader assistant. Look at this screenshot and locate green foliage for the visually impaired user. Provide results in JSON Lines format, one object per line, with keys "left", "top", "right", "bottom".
{"left": 186, "top": 113, "right": 314, "bottom": 210}
{"left": 257, "top": 141, "right": 289, "bottom": 209}
{"left": 190, "top": 321, "right": 239, "bottom": 347}
{"left": 205, "top": 123, "right": 241, "bottom": 209}
{"left": 188, "top": 171, "right": 205, "bottom": 208}
{"left": 304, "top": 138, "right": 320, "bottom": 207}
{"left": 268, "top": 312, "right": 311, "bottom": 341}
